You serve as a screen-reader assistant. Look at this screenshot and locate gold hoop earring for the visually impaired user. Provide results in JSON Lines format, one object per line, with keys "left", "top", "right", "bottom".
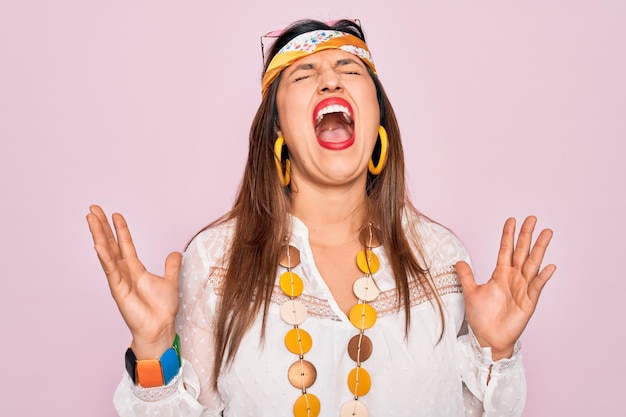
{"left": 368, "top": 126, "right": 388, "bottom": 175}
{"left": 274, "top": 136, "right": 291, "bottom": 186}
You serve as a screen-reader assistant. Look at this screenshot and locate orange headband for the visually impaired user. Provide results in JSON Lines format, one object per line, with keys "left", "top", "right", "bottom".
{"left": 261, "top": 30, "right": 377, "bottom": 96}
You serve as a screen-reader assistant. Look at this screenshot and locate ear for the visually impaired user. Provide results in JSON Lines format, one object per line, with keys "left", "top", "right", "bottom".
{"left": 274, "top": 118, "right": 282, "bottom": 138}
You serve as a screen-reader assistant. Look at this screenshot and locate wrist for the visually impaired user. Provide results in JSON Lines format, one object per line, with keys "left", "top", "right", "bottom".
{"left": 470, "top": 329, "right": 515, "bottom": 361}
{"left": 490, "top": 346, "right": 515, "bottom": 361}
{"left": 130, "top": 327, "right": 177, "bottom": 360}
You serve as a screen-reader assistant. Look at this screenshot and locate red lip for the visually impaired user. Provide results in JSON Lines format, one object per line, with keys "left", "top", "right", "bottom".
{"left": 312, "top": 97, "right": 355, "bottom": 151}
{"left": 317, "top": 136, "right": 355, "bottom": 150}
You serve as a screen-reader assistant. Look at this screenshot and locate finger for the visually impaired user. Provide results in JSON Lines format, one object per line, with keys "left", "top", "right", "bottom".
{"left": 86, "top": 210, "right": 116, "bottom": 266}
{"left": 86, "top": 211, "right": 122, "bottom": 286}
{"left": 496, "top": 218, "right": 516, "bottom": 267}
{"left": 112, "top": 212, "right": 139, "bottom": 260}
{"left": 87, "top": 209, "right": 106, "bottom": 248}
{"left": 89, "top": 205, "right": 121, "bottom": 259}
{"left": 527, "top": 264, "right": 557, "bottom": 304}
{"left": 512, "top": 216, "right": 537, "bottom": 270}
{"left": 87, "top": 205, "right": 112, "bottom": 249}
{"left": 455, "top": 261, "right": 478, "bottom": 294}
{"left": 523, "top": 227, "right": 553, "bottom": 278}
{"left": 163, "top": 252, "right": 182, "bottom": 283}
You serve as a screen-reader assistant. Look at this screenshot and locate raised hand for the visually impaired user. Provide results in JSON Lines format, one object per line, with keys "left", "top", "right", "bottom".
{"left": 86, "top": 205, "right": 181, "bottom": 359}
{"left": 456, "top": 216, "right": 556, "bottom": 360}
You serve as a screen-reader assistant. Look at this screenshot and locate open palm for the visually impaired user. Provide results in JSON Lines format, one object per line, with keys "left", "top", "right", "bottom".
{"left": 456, "top": 216, "right": 556, "bottom": 360}
{"left": 87, "top": 205, "right": 180, "bottom": 358}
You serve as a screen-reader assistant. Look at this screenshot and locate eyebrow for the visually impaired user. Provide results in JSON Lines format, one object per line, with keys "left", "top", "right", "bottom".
{"left": 289, "top": 62, "right": 316, "bottom": 75}
{"left": 287, "top": 58, "right": 365, "bottom": 78}
{"left": 335, "top": 58, "right": 365, "bottom": 69}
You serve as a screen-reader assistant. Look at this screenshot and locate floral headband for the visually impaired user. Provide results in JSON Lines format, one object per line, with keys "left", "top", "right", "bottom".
{"left": 261, "top": 30, "right": 377, "bottom": 96}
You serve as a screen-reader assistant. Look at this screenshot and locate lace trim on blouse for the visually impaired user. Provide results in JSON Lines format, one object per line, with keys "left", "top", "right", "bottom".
{"left": 206, "top": 265, "right": 462, "bottom": 320}
{"left": 129, "top": 373, "right": 182, "bottom": 402}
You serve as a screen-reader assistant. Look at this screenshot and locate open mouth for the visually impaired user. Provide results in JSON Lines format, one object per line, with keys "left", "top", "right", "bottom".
{"left": 313, "top": 98, "right": 355, "bottom": 150}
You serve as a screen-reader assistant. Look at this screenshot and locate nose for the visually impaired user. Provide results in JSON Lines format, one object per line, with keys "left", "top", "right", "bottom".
{"left": 318, "top": 69, "right": 343, "bottom": 93}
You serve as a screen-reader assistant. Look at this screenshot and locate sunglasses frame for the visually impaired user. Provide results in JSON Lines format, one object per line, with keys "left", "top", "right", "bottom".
{"left": 260, "top": 18, "right": 362, "bottom": 64}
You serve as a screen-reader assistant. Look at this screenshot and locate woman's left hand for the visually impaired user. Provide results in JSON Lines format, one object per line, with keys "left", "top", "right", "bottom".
{"left": 456, "top": 216, "right": 556, "bottom": 360}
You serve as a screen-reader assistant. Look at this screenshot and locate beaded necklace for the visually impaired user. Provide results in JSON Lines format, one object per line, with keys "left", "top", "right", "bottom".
{"left": 278, "top": 223, "right": 382, "bottom": 417}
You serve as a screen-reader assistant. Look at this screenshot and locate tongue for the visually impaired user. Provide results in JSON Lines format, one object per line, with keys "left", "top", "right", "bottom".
{"left": 318, "top": 125, "right": 352, "bottom": 142}
{"left": 315, "top": 113, "right": 353, "bottom": 143}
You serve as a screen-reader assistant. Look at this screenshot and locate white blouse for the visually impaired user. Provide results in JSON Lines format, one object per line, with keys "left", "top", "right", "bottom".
{"left": 113, "top": 213, "right": 526, "bottom": 417}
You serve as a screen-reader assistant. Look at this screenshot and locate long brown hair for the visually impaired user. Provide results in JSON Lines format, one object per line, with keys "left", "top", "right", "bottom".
{"left": 204, "top": 19, "right": 442, "bottom": 385}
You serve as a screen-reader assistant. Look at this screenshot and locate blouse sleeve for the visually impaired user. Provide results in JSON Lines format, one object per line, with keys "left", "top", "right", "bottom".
{"left": 441, "top": 228, "right": 526, "bottom": 416}
{"left": 457, "top": 327, "right": 526, "bottom": 417}
{"left": 413, "top": 213, "right": 527, "bottom": 417}
{"left": 112, "top": 226, "right": 229, "bottom": 417}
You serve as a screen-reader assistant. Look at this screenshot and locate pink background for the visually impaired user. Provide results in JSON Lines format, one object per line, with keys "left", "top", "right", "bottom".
{"left": 1, "top": 1, "right": 624, "bottom": 416}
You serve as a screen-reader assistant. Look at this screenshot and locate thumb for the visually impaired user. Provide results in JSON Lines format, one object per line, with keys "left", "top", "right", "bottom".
{"left": 455, "top": 261, "right": 477, "bottom": 293}
{"left": 163, "top": 252, "right": 182, "bottom": 283}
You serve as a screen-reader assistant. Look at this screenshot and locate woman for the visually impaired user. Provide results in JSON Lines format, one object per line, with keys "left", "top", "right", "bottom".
{"left": 87, "top": 19, "right": 555, "bottom": 417}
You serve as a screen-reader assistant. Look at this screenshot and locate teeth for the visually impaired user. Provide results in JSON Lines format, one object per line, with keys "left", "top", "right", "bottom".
{"left": 315, "top": 105, "right": 353, "bottom": 125}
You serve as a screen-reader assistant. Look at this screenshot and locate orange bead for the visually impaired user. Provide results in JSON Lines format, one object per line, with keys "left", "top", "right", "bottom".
{"left": 356, "top": 250, "right": 380, "bottom": 274}
{"left": 349, "top": 303, "right": 377, "bottom": 330}
{"left": 294, "top": 393, "right": 321, "bottom": 417}
{"left": 284, "top": 328, "right": 313, "bottom": 355}
{"left": 347, "top": 367, "right": 371, "bottom": 397}
{"left": 280, "top": 271, "right": 304, "bottom": 297}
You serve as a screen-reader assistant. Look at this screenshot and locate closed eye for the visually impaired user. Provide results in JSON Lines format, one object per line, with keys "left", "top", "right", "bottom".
{"left": 288, "top": 62, "right": 316, "bottom": 83}
{"left": 294, "top": 74, "right": 313, "bottom": 82}
{"left": 336, "top": 58, "right": 365, "bottom": 76}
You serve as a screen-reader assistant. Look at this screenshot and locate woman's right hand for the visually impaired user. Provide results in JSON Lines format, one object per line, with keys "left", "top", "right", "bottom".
{"left": 86, "top": 205, "right": 181, "bottom": 359}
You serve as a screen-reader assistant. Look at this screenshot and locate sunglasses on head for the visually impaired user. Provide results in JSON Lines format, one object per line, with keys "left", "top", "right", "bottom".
{"left": 260, "top": 18, "right": 362, "bottom": 63}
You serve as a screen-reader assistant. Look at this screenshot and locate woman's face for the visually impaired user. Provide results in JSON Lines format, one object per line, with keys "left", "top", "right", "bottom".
{"left": 275, "top": 48, "right": 380, "bottom": 189}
